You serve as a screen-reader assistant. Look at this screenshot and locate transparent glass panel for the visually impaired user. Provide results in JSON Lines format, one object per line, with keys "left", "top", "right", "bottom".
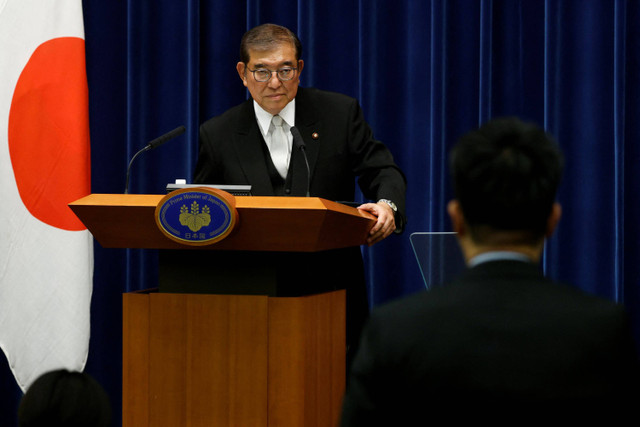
{"left": 409, "top": 232, "right": 466, "bottom": 290}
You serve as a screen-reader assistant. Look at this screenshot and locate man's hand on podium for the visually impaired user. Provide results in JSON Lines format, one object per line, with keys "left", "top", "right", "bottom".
{"left": 357, "top": 201, "right": 396, "bottom": 246}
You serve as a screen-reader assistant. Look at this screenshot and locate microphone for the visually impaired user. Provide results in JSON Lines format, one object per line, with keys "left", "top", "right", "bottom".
{"left": 147, "top": 125, "right": 186, "bottom": 150}
{"left": 124, "top": 125, "right": 186, "bottom": 194}
{"left": 290, "top": 126, "right": 310, "bottom": 197}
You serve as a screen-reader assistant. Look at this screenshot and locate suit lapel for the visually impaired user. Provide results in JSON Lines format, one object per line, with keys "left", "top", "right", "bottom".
{"left": 233, "top": 99, "right": 275, "bottom": 195}
{"left": 232, "top": 89, "right": 322, "bottom": 197}
{"left": 291, "top": 87, "right": 321, "bottom": 196}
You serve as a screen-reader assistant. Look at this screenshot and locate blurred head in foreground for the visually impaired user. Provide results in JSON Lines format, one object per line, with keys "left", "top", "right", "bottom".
{"left": 18, "top": 369, "right": 111, "bottom": 427}
{"left": 448, "top": 116, "right": 563, "bottom": 261}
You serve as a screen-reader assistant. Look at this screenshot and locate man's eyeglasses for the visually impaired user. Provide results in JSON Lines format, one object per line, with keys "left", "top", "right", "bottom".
{"left": 247, "top": 67, "right": 298, "bottom": 82}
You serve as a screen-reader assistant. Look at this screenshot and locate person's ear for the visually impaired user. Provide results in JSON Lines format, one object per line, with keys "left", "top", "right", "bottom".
{"left": 447, "top": 200, "right": 466, "bottom": 236}
{"left": 236, "top": 62, "right": 248, "bottom": 87}
{"left": 297, "top": 59, "right": 304, "bottom": 77}
{"left": 545, "top": 202, "right": 562, "bottom": 237}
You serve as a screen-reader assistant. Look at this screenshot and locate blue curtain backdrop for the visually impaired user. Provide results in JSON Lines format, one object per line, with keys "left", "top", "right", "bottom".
{"left": 2, "top": 0, "right": 640, "bottom": 424}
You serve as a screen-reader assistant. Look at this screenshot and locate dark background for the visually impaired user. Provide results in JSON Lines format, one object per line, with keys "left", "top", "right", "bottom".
{"left": 3, "top": 1, "right": 640, "bottom": 424}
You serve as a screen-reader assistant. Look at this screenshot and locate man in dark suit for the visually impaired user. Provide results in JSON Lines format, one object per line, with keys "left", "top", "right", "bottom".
{"left": 194, "top": 24, "right": 406, "bottom": 355}
{"left": 340, "top": 117, "right": 639, "bottom": 423}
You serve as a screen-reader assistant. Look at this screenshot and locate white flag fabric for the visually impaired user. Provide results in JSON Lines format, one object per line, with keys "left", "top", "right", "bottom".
{"left": 0, "top": 0, "right": 93, "bottom": 391}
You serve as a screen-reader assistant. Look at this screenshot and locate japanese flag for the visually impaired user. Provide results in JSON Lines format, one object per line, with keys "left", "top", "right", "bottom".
{"left": 0, "top": 0, "right": 93, "bottom": 391}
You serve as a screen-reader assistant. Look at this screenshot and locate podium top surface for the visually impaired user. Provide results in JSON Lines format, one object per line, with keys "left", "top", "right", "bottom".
{"left": 70, "top": 194, "right": 376, "bottom": 252}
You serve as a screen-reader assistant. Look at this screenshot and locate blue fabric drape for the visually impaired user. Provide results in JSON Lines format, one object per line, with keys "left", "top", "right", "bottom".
{"left": 2, "top": 1, "right": 639, "bottom": 424}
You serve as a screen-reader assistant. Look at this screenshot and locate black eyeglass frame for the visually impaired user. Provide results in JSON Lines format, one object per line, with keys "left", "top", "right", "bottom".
{"left": 247, "top": 66, "right": 299, "bottom": 82}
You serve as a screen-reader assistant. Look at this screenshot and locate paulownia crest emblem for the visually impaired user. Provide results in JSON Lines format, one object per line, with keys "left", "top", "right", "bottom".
{"left": 179, "top": 201, "right": 211, "bottom": 232}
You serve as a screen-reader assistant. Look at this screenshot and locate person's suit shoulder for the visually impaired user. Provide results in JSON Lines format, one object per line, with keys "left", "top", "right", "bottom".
{"left": 297, "top": 86, "right": 358, "bottom": 110}
{"left": 531, "top": 277, "right": 630, "bottom": 319}
{"left": 200, "top": 99, "right": 252, "bottom": 135}
{"left": 366, "top": 289, "right": 440, "bottom": 331}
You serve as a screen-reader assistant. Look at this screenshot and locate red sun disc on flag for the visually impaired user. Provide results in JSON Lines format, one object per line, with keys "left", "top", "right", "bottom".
{"left": 8, "top": 37, "right": 91, "bottom": 231}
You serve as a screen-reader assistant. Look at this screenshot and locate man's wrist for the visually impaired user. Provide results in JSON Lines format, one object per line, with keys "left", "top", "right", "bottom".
{"left": 377, "top": 199, "right": 397, "bottom": 213}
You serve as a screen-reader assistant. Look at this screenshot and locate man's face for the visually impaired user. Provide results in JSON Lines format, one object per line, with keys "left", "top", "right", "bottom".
{"left": 236, "top": 43, "right": 304, "bottom": 115}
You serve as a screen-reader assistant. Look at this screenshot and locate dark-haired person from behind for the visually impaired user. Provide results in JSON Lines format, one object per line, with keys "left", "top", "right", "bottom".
{"left": 341, "top": 117, "right": 639, "bottom": 424}
{"left": 18, "top": 369, "right": 111, "bottom": 427}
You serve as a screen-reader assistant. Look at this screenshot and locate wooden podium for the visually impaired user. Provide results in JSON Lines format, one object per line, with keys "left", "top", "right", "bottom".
{"left": 70, "top": 193, "right": 375, "bottom": 427}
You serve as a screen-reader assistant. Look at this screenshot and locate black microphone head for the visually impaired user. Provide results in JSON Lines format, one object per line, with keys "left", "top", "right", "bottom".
{"left": 148, "top": 125, "right": 186, "bottom": 150}
{"left": 126, "top": 125, "right": 186, "bottom": 193}
{"left": 290, "top": 126, "right": 306, "bottom": 150}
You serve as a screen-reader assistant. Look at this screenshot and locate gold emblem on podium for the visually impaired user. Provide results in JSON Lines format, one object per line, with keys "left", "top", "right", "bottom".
{"left": 155, "top": 187, "right": 237, "bottom": 246}
{"left": 179, "top": 201, "right": 211, "bottom": 232}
